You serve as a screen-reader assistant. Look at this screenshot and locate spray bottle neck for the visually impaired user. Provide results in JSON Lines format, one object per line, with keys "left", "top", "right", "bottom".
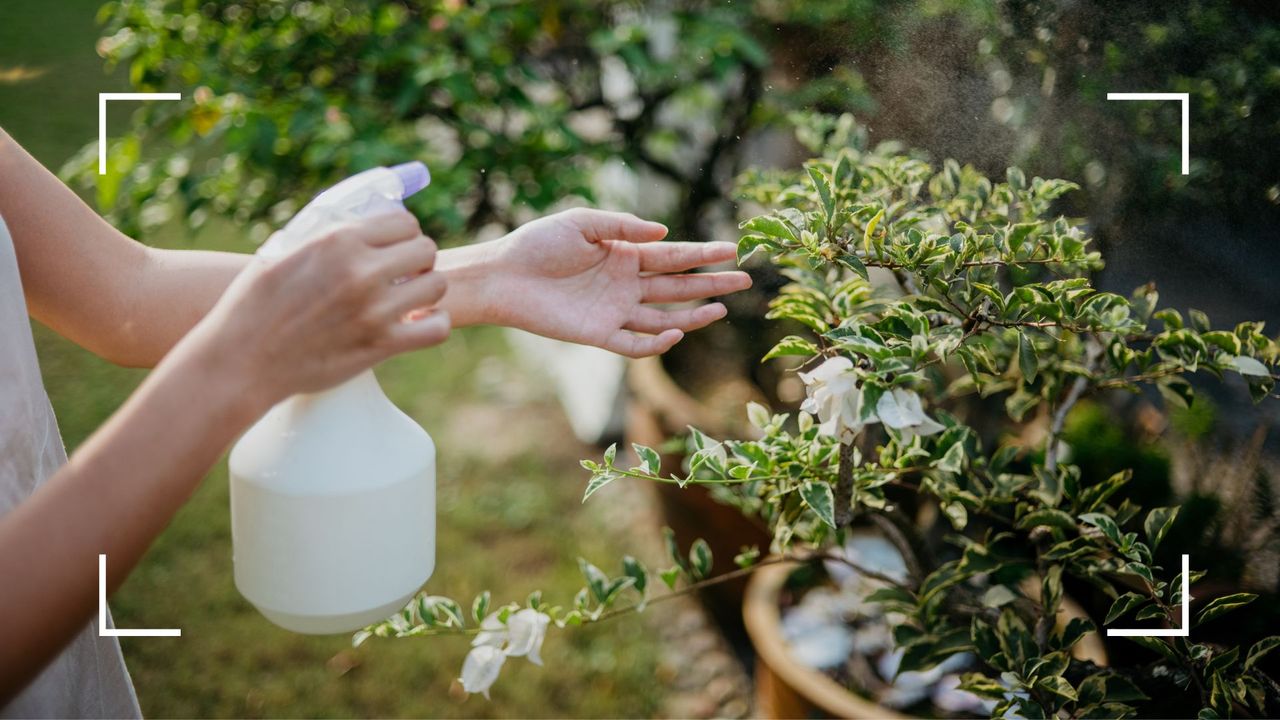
{"left": 291, "top": 369, "right": 385, "bottom": 417}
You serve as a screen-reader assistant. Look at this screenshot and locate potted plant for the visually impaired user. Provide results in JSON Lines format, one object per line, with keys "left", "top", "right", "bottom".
{"left": 355, "top": 113, "right": 1279, "bottom": 717}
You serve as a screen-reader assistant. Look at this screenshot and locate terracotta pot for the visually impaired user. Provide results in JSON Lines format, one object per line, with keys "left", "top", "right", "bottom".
{"left": 626, "top": 356, "right": 772, "bottom": 648}
{"left": 743, "top": 560, "right": 1109, "bottom": 720}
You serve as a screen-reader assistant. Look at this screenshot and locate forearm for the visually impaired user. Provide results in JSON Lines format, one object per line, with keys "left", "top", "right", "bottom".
{"left": 112, "top": 247, "right": 248, "bottom": 366}
{"left": 131, "top": 241, "right": 499, "bottom": 364}
{"left": 0, "top": 330, "right": 264, "bottom": 702}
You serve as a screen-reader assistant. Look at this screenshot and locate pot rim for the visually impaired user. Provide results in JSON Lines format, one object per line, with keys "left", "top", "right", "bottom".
{"left": 743, "top": 557, "right": 1109, "bottom": 719}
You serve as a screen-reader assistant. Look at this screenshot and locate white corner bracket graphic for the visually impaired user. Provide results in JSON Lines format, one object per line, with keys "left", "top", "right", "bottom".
{"left": 1106, "top": 92, "right": 1190, "bottom": 175}
{"left": 99, "top": 554, "right": 181, "bottom": 637}
{"left": 1106, "top": 554, "right": 1190, "bottom": 638}
{"left": 98, "top": 92, "right": 182, "bottom": 175}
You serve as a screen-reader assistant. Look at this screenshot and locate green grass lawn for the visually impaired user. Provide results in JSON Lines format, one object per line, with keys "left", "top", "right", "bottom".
{"left": 0, "top": 3, "right": 663, "bottom": 716}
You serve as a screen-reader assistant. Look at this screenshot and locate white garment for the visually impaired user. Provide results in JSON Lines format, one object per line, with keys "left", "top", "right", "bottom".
{"left": 0, "top": 215, "right": 141, "bottom": 718}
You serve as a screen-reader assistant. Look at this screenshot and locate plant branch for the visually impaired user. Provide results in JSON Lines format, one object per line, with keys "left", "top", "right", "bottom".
{"left": 1046, "top": 339, "right": 1102, "bottom": 473}
{"left": 834, "top": 441, "right": 856, "bottom": 528}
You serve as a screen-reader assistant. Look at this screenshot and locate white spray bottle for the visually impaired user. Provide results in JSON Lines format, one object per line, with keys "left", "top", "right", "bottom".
{"left": 229, "top": 162, "right": 436, "bottom": 634}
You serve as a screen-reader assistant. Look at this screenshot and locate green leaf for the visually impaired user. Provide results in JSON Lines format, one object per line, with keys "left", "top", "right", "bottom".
{"left": 1080, "top": 512, "right": 1122, "bottom": 545}
{"left": 1018, "top": 508, "right": 1076, "bottom": 532}
{"left": 1126, "top": 635, "right": 1178, "bottom": 661}
{"left": 763, "top": 335, "right": 820, "bottom": 361}
{"left": 837, "top": 253, "right": 869, "bottom": 280}
{"left": 1244, "top": 636, "right": 1280, "bottom": 671}
{"left": 578, "top": 558, "right": 611, "bottom": 603}
{"left": 1102, "top": 675, "right": 1148, "bottom": 703}
{"left": 941, "top": 501, "right": 968, "bottom": 530}
{"left": 632, "top": 444, "right": 661, "bottom": 475}
{"left": 1105, "top": 592, "right": 1146, "bottom": 625}
{"left": 1143, "top": 507, "right": 1179, "bottom": 550}
{"left": 863, "top": 207, "right": 884, "bottom": 254}
{"left": 736, "top": 234, "right": 778, "bottom": 264}
{"left": 623, "top": 555, "right": 647, "bottom": 594}
{"left": 1135, "top": 604, "right": 1166, "bottom": 621}
{"left": 1079, "top": 469, "right": 1132, "bottom": 512}
{"left": 1197, "top": 593, "right": 1257, "bottom": 625}
{"left": 663, "top": 527, "right": 687, "bottom": 571}
{"left": 740, "top": 215, "right": 797, "bottom": 243}
{"left": 603, "top": 442, "right": 616, "bottom": 467}
{"left": 958, "top": 672, "right": 1008, "bottom": 700}
{"left": 806, "top": 165, "right": 836, "bottom": 223}
{"left": 431, "top": 597, "right": 465, "bottom": 628}
{"left": 1205, "top": 646, "right": 1240, "bottom": 674}
{"left": 933, "top": 442, "right": 966, "bottom": 474}
{"left": 1158, "top": 376, "right": 1195, "bottom": 409}
{"left": 1052, "top": 617, "right": 1095, "bottom": 652}
{"left": 734, "top": 547, "right": 761, "bottom": 569}
{"left": 1042, "top": 565, "right": 1063, "bottom": 614}
{"left": 799, "top": 481, "right": 837, "bottom": 529}
{"left": 981, "top": 585, "right": 1019, "bottom": 608}
{"left": 1037, "top": 675, "right": 1077, "bottom": 703}
{"left": 688, "top": 539, "right": 713, "bottom": 580}
{"left": 1018, "top": 330, "right": 1039, "bottom": 383}
{"left": 1007, "top": 166, "right": 1026, "bottom": 191}
{"left": 601, "top": 576, "right": 636, "bottom": 606}
{"left": 866, "top": 586, "right": 915, "bottom": 605}
{"left": 582, "top": 470, "right": 622, "bottom": 503}
{"left": 659, "top": 566, "right": 680, "bottom": 590}
{"left": 471, "top": 590, "right": 490, "bottom": 623}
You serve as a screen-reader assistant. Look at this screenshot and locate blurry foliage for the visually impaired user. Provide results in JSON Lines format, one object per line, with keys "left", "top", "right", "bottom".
{"left": 1063, "top": 402, "right": 1172, "bottom": 511}
{"left": 64, "top": 0, "right": 1280, "bottom": 248}
{"left": 990, "top": 0, "right": 1280, "bottom": 224}
{"left": 63, "top": 0, "right": 883, "bottom": 240}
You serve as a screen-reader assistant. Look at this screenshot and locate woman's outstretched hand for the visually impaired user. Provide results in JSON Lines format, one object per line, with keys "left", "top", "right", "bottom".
{"left": 443, "top": 208, "right": 752, "bottom": 357}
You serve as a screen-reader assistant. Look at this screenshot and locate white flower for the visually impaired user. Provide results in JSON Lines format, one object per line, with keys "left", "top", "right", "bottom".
{"left": 459, "top": 645, "right": 506, "bottom": 699}
{"left": 471, "top": 612, "right": 506, "bottom": 649}
{"left": 504, "top": 608, "right": 551, "bottom": 666}
{"left": 1230, "top": 355, "right": 1270, "bottom": 377}
{"left": 798, "top": 358, "right": 944, "bottom": 444}
{"left": 799, "top": 357, "right": 866, "bottom": 441}
{"left": 875, "top": 388, "right": 944, "bottom": 442}
{"left": 460, "top": 608, "right": 553, "bottom": 699}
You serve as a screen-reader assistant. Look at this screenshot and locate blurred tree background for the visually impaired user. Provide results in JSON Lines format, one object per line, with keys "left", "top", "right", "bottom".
{"left": 3, "top": 0, "right": 1280, "bottom": 716}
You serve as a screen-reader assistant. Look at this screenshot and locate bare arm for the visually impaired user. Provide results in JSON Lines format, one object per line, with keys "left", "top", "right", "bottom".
{"left": 0, "top": 128, "right": 491, "bottom": 367}
{"left": 0, "top": 129, "right": 747, "bottom": 367}
{"left": 0, "top": 326, "right": 261, "bottom": 700}
{"left": 0, "top": 128, "right": 246, "bottom": 366}
{"left": 0, "top": 209, "right": 451, "bottom": 703}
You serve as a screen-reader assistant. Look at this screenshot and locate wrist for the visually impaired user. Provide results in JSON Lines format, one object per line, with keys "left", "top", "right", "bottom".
{"left": 434, "top": 240, "right": 506, "bottom": 328}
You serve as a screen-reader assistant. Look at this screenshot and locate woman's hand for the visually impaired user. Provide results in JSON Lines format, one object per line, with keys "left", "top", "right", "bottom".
{"left": 183, "top": 209, "right": 450, "bottom": 405}
{"left": 441, "top": 208, "right": 751, "bottom": 357}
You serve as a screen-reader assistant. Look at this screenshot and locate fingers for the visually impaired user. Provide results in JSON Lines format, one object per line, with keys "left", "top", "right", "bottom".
{"left": 638, "top": 241, "right": 738, "bottom": 273}
{"left": 384, "top": 309, "right": 451, "bottom": 354}
{"left": 640, "top": 271, "right": 753, "bottom": 303}
{"left": 338, "top": 209, "right": 423, "bottom": 248}
{"left": 604, "top": 328, "right": 684, "bottom": 358}
{"left": 369, "top": 234, "right": 437, "bottom": 282}
{"left": 563, "top": 208, "right": 668, "bottom": 244}
{"left": 625, "top": 303, "right": 727, "bottom": 335}
{"left": 377, "top": 271, "right": 448, "bottom": 319}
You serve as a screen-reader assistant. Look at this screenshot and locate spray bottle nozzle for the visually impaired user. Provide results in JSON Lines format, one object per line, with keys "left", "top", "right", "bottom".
{"left": 391, "top": 162, "right": 431, "bottom": 198}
